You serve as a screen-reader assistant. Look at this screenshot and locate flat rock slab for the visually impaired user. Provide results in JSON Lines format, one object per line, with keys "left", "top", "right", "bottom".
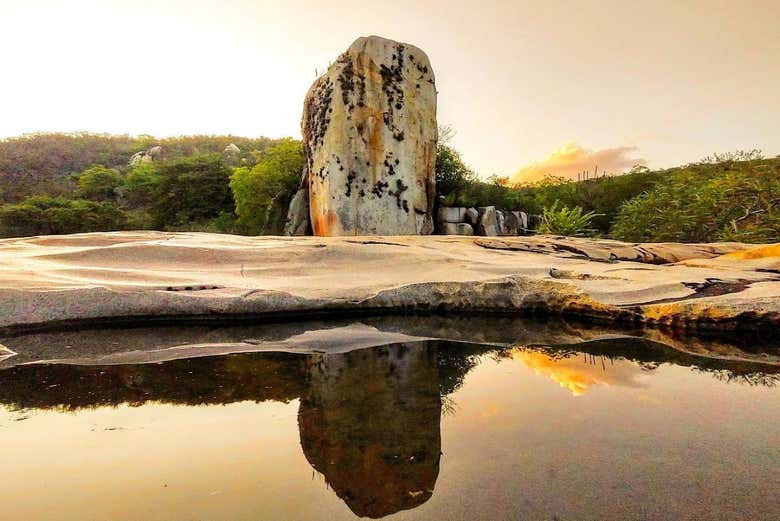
{"left": 1, "top": 231, "right": 780, "bottom": 333}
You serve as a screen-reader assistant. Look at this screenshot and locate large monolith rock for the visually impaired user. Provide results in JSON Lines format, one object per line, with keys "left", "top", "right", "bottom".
{"left": 288, "top": 35, "right": 437, "bottom": 236}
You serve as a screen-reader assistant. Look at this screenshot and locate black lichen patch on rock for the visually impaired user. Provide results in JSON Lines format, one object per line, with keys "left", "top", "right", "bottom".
{"left": 303, "top": 76, "right": 334, "bottom": 171}
{"left": 379, "top": 44, "right": 407, "bottom": 142}
{"left": 388, "top": 179, "right": 409, "bottom": 211}
{"left": 383, "top": 153, "right": 398, "bottom": 176}
{"left": 345, "top": 170, "right": 358, "bottom": 197}
{"left": 371, "top": 180, "right": 389, "bottom": 198}
{"left": 336, "top": 53, "right": 367, "bottom": 119}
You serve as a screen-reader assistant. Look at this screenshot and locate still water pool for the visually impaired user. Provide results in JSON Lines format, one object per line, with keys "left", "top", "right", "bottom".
{"left": 0, "top": 316, "right": 778, "bottom": 520}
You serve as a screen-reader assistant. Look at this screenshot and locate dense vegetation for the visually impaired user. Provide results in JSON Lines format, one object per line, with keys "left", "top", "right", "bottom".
{"left": 612, "top": 155, "right": 780, "bottom": 242}
{"left": 434, "top": 142, "right": 779, "bottom": 242}
{"left": 0, "top": 133, "right": 777, "bottom": 243}
{"left": 0, "top": 133, "right": 287, "bottom": 238}
{"left": 230, "top": 139, "right": 305, "bottom": 235}
{"left": 0, "top": 133, "right": 279, "bottom": 204}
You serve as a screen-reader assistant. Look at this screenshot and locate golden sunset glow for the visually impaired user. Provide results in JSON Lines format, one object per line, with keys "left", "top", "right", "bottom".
{"left": 512, "top": 142, "right": 646, "bottom": 184}
{"left": 510, "top": 349, "right": 647, "bottom": 397}
{"left": 1, "top": 0, "right": 778, "bottom": 176}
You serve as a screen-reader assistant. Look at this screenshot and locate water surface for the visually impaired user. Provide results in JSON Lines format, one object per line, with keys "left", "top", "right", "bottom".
{"left": 0, "top": 317, "right": 778, "bottom": 520}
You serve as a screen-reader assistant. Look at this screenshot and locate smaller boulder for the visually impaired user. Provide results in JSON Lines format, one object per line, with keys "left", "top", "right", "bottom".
{"left": 517, "top": 211, "right": 529, "bottom": 232}
{"left": 440, "top": 222, "right": 459, "bottom": 235}
{"left": 477, "top": 206, "right": 499, "bottom": 236}
{"left": 437, "top": 206, "right": 466, "bottom": 223}
{"left": 456, "top": 223, "right": 474, "bottom": 236}
{"left": 223, "top": 143, "right": 240, "bottom": 155}
{"left": 496, "top": 210, "right": 507, "bottom": 235}
{"left": 464, "top": 208, "right": 479, "bottom": 226}
{"left": 222, "top": 143, "right": 241, "bottom": 166}
{"left": 128, "top": 146, "right": 162, "bottom": 166}
{"left": 284, "top": 170, "right": 311, "bottom": 236}
{"left": 504, "top": 212, "right": 520, "bottom": 236}
{"left": 128, "top": 151, "right": 146, "bottom": 166}
{"left": 440, "top": 222, "right": 473, "bottom": 235}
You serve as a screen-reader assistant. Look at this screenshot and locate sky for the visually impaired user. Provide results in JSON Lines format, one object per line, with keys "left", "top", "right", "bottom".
{"left": 1, "top": 0, "right": 778, "bottom": 182}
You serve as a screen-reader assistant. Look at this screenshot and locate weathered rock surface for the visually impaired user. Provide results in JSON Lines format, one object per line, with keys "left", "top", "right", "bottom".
{"left": 439, "top": 222, "right": 474, "bottom": 236}
{"left": 300, "top": 36, "right": 437, "bottom": 236}
{"left": 438, "top": 206, "right": 466, "bottom": 224}
{"left": 439, "top": 222, "right": 458, "bottom": 235}
{"left": 2, "top": 232, "right": 780, "bottom": 335}
{"left": 477, "top": 206, "right": 498, "bottom": 235}
{"left": 284, "top": 170, "right": 311, "bottom": 236}
{"left": 456, "top": 222, "right": 473, "bottom": 236}
{"left": 464, "top": 207, "right": 479, "bottom": 226}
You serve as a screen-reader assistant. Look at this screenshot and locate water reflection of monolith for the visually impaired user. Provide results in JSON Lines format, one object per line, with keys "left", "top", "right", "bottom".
{"left": 298, "top": 343, "right": 442, "bottom": 518}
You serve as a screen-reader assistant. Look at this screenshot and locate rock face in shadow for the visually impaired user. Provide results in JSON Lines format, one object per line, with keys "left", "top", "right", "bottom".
{"left": 298, "top": 343, "right": 442, "bottom": 518}
{"left": 295, "top": 35, "right": 437, "bottom": 236}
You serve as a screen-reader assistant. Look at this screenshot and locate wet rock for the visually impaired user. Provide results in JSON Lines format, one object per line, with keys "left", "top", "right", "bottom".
{"left": 301, "top": 36, "right": 437, "bottom": 236}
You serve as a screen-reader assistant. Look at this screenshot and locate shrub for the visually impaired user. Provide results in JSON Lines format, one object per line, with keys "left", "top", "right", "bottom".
{"left": 0, "top": 196, "right": 128, "bottom": 238}
{"left": 537, "top": 202, "right": 600, "bottom": 237}
{"left": 611, "top": 157, "right": 780, "bottom": 243}
{"left": 511, "top": 168, "right": 665, "bottom": 232}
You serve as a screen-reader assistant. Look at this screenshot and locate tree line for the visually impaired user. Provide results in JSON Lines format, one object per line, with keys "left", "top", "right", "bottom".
{"left": 1, "top": 133, "right": 777, "bottom": 243}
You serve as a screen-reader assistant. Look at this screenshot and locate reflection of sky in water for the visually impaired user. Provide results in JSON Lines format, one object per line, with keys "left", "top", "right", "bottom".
{"left": 0, "top": 340, "right": 777, "bottom": 521}
{"left": 510, "top": 349, "right": 649, "bottom": 396}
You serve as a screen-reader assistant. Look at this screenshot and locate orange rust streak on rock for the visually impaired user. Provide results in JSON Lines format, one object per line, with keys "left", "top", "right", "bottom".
{"left": 721, "top": 243, "right": 780, "bottom": 260}
{"left": 313, "top": 210, "right": 339, "bottom": 236}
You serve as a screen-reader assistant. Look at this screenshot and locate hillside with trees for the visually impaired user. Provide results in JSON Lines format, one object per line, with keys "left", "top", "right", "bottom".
{"left": 0, "top": 133, "right": 777, "bottom": 243}
{"left": 0, "top": 133, "right": 279, "bottom": 204}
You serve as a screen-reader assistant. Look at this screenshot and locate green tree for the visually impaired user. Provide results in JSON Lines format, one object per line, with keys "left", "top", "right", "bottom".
{"left": 149, "top": 154, "right": 235, "bottom": 229}
{"left": 230, "top": 139, "right": 304, "bottom": 235}
{"left": 435, "top": 144, "right": 476, "bottom": 204}
{"left": 119, "top": 162, "right": 162, "bottom": 209}
{"left": 0, "top": 196, "right": 128, "bottom": 238}
{"left": 76, "top": 165, "right": 124, "bottom": 201}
